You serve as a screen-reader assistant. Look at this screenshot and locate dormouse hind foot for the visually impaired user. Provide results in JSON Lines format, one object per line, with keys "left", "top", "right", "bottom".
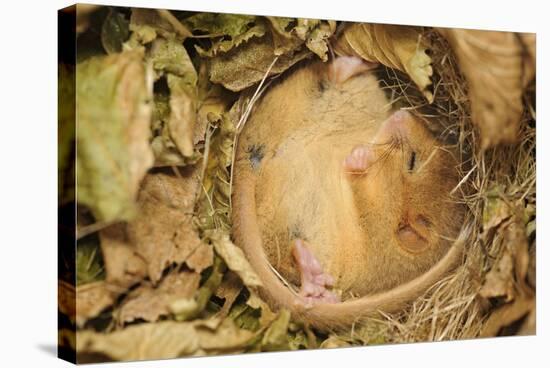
{"left": 292, "top": 239, "right": 340, "bottom": 305}
{"left": 343, "top": 145, "right": 374, "bottom": 175}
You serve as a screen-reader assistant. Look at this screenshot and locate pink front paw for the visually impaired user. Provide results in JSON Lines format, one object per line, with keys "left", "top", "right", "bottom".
{"left": 292, "top": 239, "right": 341, "bottom": 305}
{"left": 343, "top": 145, "right": 374, "bottom": 174}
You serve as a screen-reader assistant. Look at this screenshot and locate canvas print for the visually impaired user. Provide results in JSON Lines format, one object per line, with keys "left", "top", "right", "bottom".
{"left": 58, "top": 3, "right": 536, "bottom": 364}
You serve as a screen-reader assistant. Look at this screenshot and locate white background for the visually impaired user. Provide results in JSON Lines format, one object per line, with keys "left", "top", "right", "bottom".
{"left": 0, "top": 0, "right": 546, "bottom": 366}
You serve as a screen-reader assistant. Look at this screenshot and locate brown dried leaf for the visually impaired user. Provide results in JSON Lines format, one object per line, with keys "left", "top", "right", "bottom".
{"left": 77, "top": 318, "right": 254, "bottom": 360}
{"left": 76, "top": 281, "right": 118, "bottom": 327}
{"left": 334, "top": 23, "right": 433, "bottom": 101}
{"left": 215, "top": 271, "right": 244, "bottom": 318}
{"left": 518, "top": 307, "right": 536, "bottom": 336}
{"left": 99, "top": 223, "right": 148, "bottom": 288}
{"left": 58, "top": 280, "right": 76, "bottom": 321}
{"left": 438, "top": 28, "right": 536, "bottom": 148}
{"left": 208, "top": 34, "right": 311, "bottom": 92}
{"left": 479, "top": 248, "right": 515, "bottom": 301}
{"left": 116, "top": 271, "right": 200, "bottom": 324}
{"left": 480, "top": 295, "right": 535, "bottom": 337}
{"left": 185, "top": 241, "right": 214, "bottom": 273}
{"left": 480, "top": 217, "right": 532, "bottom": 302}
{"left": 100, "top": 170, "right": 209, "bottom": 286}
{"left": 126, "top": 172, "right": 204, "bottom": 282}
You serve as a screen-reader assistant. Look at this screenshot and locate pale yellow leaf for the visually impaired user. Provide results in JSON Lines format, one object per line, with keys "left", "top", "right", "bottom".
{"left": 205, "top": 229, "right": 263, "bottom": 287}
{"left": 334, "top": 23, "right": 433, "bottom": 102}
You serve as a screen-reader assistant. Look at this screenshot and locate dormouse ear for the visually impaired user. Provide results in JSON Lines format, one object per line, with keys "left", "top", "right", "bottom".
{"left": 327, "top": 56, "right": 378, "bottom": 84}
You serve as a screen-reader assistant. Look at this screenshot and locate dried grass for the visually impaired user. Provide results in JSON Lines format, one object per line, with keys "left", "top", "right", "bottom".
{"left": 345, "top": 29, "right": 536, "bottom": 344}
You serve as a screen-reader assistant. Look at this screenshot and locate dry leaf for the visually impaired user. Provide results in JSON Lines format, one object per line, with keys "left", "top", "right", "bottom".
{"left": 185, "top": 241, "right": 214, "bottom": 273}
{"left": 480, "top": 217, "right": 532, "bottom": 302}
{"left": 438, "top": 28, "right": 535, "bottom": 148}
{"left": 196, "top": 63, "right": 235, "bottom": 144}
{"left": 195, "top": 318, "right": 255, "bottom": 352}
{"left": 305, "top": 21, "right": 336, "bottom": 61}
{"left": 480, "top": 295, "right": 535, "bottom": 337}
{"left": 76, "top": 281, "right": 118, "bottom": 327}
{"left": 76, "top": 50, "right": 154, "bottom": 222}
{"left": 167, "top": 75, "right": 196, "bottom": 157}
{"left": 150, "top": 94, "right": 202, "bottom": 167}
{"left": 100, "top": 170, "right": 209, "bottom": 286}
{"left": 205, "top": 229, "right": 263, "bottom": 287}
{"left": 215, "top": 271, "right": 244, "bottom": 318}
{"left": 58, "top": 280, "right": 76, "bottom": 321}
{"left": 517, "top": 307, "right": 536, "bottom": 336}
{"left": 184, "top": 13, "right": 266, "bottom": 57}
{"left": 77, "top": 318, "right": 254, "bottom": 361}
{"left": 266, "top": 17, "right": 335, "bottom": 60}
{"left": 116, "top": 271, "right": 200, "bottom": 324}
{"left": 77, "top": 321, "right": 199, "bottom": 360}
{"left": 320, "top": 335, "right": 352, "bottom": 349}
{"left": 479, "top": 247, "right": 515, "bottom": 301}
{"left": 334, "top": 23, "right": 433, "bottom": 101}
{"left": 128, "top": 8, "right": 188, "bottom": 44}
{"left": 172, "top": 255, "right": 226, "bottom": 321}
{"left": 99, "top": 223, "right": 148, "bottom": 288}
{"left": 149, "top": 38, "right": 198, "bottom": 158}
{"left": 246, "top": 290, "right": 277, "bottom": 328}
{"left": 482, "top": 190, "right": 512, "bottom": 233}
{"left": 125, "top": 171, "right": 205, "bottom": 283}
{"left": 261, "top": 310, "right": 291, "bottom": 352}
{"left": 208, "top": 34, "right": 311, "bottom": 92}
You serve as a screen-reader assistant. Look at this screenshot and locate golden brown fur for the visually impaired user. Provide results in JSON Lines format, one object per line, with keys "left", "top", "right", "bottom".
{"left": 232, "top": 58, "right": 465, "bottom": 330}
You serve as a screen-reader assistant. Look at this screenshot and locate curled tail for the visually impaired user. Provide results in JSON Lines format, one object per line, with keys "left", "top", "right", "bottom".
{"left": 232, "top": 159, "right": 467, "bottom": 331}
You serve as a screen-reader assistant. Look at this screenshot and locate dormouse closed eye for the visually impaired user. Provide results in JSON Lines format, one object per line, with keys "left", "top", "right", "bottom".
{"left": 408, "top": 151, "right": 416, "bottom": 171}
